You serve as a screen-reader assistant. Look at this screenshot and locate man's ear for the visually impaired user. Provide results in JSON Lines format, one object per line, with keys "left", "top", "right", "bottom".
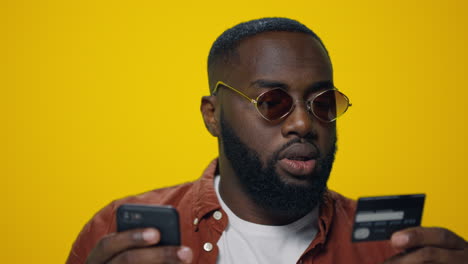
{"left": 201, "top": 96, "right": 220, "bottom": 137}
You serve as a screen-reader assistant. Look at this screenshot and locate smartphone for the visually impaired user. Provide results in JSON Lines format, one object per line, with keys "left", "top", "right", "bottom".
{"left": 116, "top": 204, "right": 181, "bottom": 246}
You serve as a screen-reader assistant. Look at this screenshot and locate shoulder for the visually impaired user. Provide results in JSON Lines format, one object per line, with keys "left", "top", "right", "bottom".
{"left": 95, "top": 181, "right": 196, "bottom": 226}
{"left": 66, "top": 181, "right": 196, "bottom": 264}
{"left": 326, "top": 189, "right": 357, "bottom": 225}
{"left": 97, "top": 181, "right": 197, "bottom": 232}
{"left": 112, "top": 181, "right": 196, "bottom": 208}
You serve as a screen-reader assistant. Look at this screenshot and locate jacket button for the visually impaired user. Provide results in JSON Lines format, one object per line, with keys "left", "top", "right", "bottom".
{"left": 213, "top": 211, "right": 223, "bottom": 220}
{"left": 193, "top": 218, "right": 199, "bottom": 225}
{"left": 203, "top": 242, "right": 213, "bottom": 252}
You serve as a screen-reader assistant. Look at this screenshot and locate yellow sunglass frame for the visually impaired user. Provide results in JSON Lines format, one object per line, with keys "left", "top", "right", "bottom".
{"left": 212, "top": 81, "right": 351, "bottom": 122}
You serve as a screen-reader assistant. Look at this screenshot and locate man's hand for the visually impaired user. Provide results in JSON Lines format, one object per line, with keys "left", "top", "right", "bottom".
{"left": 384, "top": 227, "right": 468, "bottom": 263}
{"left": 85, "top": 228, "right": 193, "bottom": 264}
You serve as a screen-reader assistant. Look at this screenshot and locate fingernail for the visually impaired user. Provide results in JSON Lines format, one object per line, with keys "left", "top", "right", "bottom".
{"left": 177, "top": 246, "right": 193, "bottom": 263}
{"left": 142, "top": 229, "right": 158, "bottom": 242}
{"left": 392, "top": 233, "right": 409, "bottom": 246}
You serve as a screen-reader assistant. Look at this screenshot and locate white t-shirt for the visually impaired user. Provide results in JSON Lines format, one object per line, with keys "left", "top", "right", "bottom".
{"left": 214, "top": 175, "right": 319, "bottom": 264}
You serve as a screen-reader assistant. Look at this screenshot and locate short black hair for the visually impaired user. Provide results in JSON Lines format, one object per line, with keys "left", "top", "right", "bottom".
{"left": 207, "top": 17, "right": 329, "bottom": 91}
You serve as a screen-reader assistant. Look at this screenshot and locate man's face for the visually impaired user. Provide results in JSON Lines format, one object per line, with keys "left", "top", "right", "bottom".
{"left": 215, "top": 31, "right": 337, "bottom": 214}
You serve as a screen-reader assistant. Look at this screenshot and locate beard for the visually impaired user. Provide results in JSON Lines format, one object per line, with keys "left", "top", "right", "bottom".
{"left": 220, "top": 111, "right": 336, "bottom": 216}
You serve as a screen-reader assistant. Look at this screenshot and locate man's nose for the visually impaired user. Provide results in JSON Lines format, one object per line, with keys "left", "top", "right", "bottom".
{"left": 280, "top": 101, "right": 315, "bottom": 138}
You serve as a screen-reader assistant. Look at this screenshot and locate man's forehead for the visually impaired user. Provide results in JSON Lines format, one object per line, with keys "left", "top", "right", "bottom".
{"left": 230, "top": 31, "right": 332, "bottom": 82}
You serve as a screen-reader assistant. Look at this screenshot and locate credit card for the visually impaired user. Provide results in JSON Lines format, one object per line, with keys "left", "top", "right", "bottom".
{"left": 352, "top": 194, "right": 425, "bottom": 242}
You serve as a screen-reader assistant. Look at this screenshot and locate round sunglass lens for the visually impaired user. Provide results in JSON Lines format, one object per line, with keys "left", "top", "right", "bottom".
{"left": 312, "top": 90, "right": 349, "bottom": 121}
{"left": 256, "top": 89, "right": 293, "bottom": 120}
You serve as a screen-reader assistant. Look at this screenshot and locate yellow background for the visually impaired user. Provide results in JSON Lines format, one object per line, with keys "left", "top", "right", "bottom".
{"left": 2, "top": 0, "right": 468, "bottom": 263}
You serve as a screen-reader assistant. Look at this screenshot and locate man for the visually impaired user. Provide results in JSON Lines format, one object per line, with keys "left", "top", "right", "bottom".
{"left": 66, "top": 17, "right": 468, "bottom": 264}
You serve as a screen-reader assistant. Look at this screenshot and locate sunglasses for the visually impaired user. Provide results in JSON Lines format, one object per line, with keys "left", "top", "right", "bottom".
{"left": 213, "top": 81, "right": 352, "bottom": 122}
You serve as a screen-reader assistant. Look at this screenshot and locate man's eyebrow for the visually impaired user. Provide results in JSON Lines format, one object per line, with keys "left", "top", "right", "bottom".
{"left": 249, "top": 79, "right": 288, "bottom": 89}
{"left": 249, "top": 79, "right": 334, "bottom": 92}
{"left": 308, "top": 80, "right": 334, "bottom": 92}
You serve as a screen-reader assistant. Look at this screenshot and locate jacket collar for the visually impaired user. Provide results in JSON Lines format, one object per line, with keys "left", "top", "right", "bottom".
{"left": 191, "top": 159, "right": 221, "bottom": 226}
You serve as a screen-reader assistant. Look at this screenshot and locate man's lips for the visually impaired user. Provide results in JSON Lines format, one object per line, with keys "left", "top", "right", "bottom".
{"left": 278, "top": 159, "right": 317, "bottom": 176}
{"left": 277, "top": 142, "right": 319, "bottom": 176}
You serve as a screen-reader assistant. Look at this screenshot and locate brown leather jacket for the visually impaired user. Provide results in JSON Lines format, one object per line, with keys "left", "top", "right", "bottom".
{"left": 66, "top": 159, "right": 397, "bottom": 264}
